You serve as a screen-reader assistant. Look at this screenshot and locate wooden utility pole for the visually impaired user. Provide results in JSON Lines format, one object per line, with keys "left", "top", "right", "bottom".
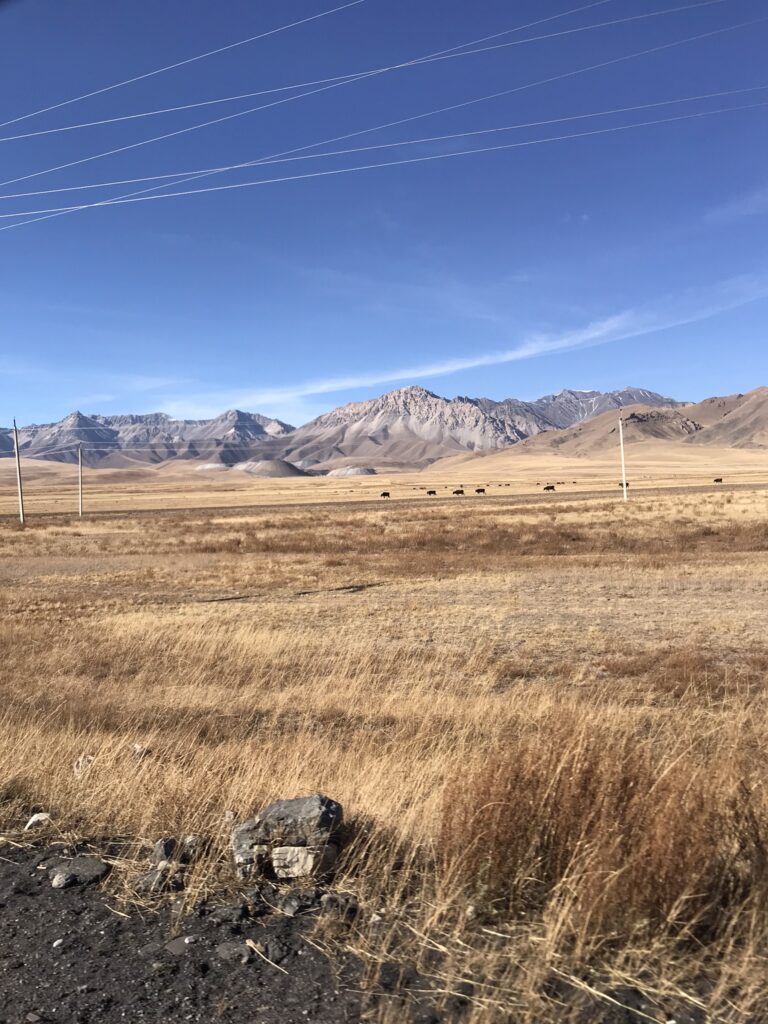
{"left": 618, "top": 416, "right": 628, "bottom": 503}
{"left": 12, "top": 418, "right": 25, "bottom": 525}
{"left": 78, "top": 444, "right": 83, "bottom": 518}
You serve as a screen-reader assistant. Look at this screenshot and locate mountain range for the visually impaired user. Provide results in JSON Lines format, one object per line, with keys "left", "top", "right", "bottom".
{"left": 0, "top": 386, "right": 683, "bottom": 471}
{"left": 511, "top": 386, "right": 768, "bottom": 456}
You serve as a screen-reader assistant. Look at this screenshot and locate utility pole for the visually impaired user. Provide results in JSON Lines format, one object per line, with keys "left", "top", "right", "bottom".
{"left": 12, "top": 418, "right": 25, "bottom": 525}
{"left": 78, "top": 444, "right": 83, "bottom": 518}
{"left": 618, "top": 416, "right": 628, "bottom": 503}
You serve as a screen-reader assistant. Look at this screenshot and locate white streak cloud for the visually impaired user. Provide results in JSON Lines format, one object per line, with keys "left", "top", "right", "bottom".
{"left": 158, "top": 273, "right": 768, "bottom": 421}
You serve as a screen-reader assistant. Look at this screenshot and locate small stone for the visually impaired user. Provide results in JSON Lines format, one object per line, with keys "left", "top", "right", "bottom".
{"left": 73, "top": 754, "right": 95, "bottom": 777}
{"left": 209, "top": 904, "right": 247, "bottom": 926}
{"left": 51, "top": 871, "right": 76, "bottom": 890}
{"left": 265, "top": 936, "right": 290, "bottom": 965}
{"left": 150, "top": 837, "right": 178, "bottom": 865}
{"left": 26, "top": 1014, "right": 41, "bottom": 1023}
{"left": 52, "top": 939, "right": 64, "bottom": 949}
{"left": 49, "top": 855, "right": 109, "bottom": 889}
{"left": 23, "top": 812, "right": 51, "bottom": 831}
{"left": 179, "top": 834, "right": 208, "bottom": 863}
{"left": 277, "top": 886, "right": 323, "bottom": 917}
{"left": 215, "top": 941, "right": 253, "bottom": 964}
{"left": 319, "top": 891, "right": 358, "bottom": 920}
{"left": 165, "top": 935, "right": 196, "bottom": 956}
{"left": 134, "top": 865, "right": 184, "bottom": 896}
{"left": 138, "top": 941, "right": 164, "bottom": 959}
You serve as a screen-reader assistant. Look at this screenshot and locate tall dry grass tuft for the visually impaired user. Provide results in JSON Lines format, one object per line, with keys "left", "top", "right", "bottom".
{"left": 443, "top": 717, "right": 768, "bottom": 945}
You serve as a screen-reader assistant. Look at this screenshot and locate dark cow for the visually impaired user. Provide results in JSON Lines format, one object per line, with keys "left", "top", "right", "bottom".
{"left": 380, "top": 491, "right": 390, "bottom": 499}
{"left": 453, "top": 489, "right": 465, "bottom": 496}
{"left": 543, "top": 484, "right": 555, "bottom": 492}
{"left": 427, "top": 490, "right": 437, "bottom": 496}
{"left": 714, "top": 477, "right": 724, "bottom": 484}
{"left": 619, "top": 481, "right": 630, "bottom": 489}
{"left": 475, "top": 488, "right": 486, "bottom": 495}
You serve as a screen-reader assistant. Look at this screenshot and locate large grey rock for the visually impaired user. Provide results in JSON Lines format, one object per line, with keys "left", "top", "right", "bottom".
{"left": 231, "top": 794, "right": 342, "bottom": 879}
{"left": 49, "top": 856, "right": 110, "bottom": 889}
{"left": 233, "top": 794, "right": 342, "bottom": 850}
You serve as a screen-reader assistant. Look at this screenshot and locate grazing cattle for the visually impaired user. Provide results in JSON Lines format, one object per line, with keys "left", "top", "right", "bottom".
{"left": 475, "top": 488, "right": 486, "bottom": 495}
{"left": 380, "top": 491, "right": 390, "bottom": 499}
{"left": 453, "top": 489, "right": 465, "bottom": 496}
{"left": 619, "top": 481, "right": 630, "bottom": 489}
{"left": 714, "top": 477, "right": 723, "bottom": 484}
{"left": 544, "top": 484, "right": 555, "bottom": 492}
{"left": 427, "top": 490, "right": 437, "bottom": 496}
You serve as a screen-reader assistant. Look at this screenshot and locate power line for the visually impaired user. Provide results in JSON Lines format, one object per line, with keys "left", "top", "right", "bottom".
{"left": 0, "top": 0, "right": 368, "bottom": 131}
{"left": 2, "top": 100, "right": 764, "bottom": 222}
{"left": 4, "top": 11, "right": 762, "bottom": 234}
{"left": 0, "top": 0, "right": 628, "bottom": 188}
{"left": 0, "top": 0, "right": 729, "bottom": 146}
{"left": 1, "top": 83, "right": 764, "bottom": 203}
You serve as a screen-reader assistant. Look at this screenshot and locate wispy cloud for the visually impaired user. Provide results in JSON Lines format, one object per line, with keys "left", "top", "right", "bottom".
{"left": 157, "top": 272, "right": 768, "bottom": 421}
{"left": 305, "top": 265, "right": 511, "bottom": 325}
{"left": 706, "top": 185, "right": 768, "bottom": 223}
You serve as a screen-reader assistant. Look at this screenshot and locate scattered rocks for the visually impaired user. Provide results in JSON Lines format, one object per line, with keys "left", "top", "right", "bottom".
{"left": 232, "top": 793, "right": 343, "bottom": 880}
{"left": 49, "top": 855, "right": 110, "bottom": 890}
{"left": 0, "top": 844, "right": 367, "bottom": 1024}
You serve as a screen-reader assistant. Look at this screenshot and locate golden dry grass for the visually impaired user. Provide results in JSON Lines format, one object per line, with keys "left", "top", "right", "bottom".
{"left": 1, "top": 485, "right": 767, "bottom": 1021}
{"left": 2, "top": 438, "right": 767, "bottom": 516}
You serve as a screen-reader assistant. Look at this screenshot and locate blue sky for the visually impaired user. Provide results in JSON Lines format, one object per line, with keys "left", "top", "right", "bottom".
{"left": 1, "top": 0, "right": 766, "bottom": 427}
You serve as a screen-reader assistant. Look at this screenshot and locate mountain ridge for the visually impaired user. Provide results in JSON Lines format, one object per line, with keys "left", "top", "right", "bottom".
{"left": 1, "top": 385, "right": 690, "bottom": 468}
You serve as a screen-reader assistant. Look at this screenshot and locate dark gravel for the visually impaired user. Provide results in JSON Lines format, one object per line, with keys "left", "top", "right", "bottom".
{"left": 0, "top": 845, "right": 735, "bottom": 1024}
{"left": 0, "top": 845, "right": 364, "bottom": 1024}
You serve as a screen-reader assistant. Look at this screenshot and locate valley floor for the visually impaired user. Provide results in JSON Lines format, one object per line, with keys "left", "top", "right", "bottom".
{"left": 1, "top": 485, "right": 767, "bottom": 1021}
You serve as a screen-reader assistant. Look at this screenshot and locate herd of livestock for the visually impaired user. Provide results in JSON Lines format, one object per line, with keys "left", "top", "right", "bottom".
{"left": 379, "top": 477, "right": 726, "bottom": 499}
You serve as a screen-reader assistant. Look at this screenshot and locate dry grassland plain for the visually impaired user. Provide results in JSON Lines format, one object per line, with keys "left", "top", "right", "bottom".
{"left": 1, "top": 462, "right": 768, "bottom": 1022}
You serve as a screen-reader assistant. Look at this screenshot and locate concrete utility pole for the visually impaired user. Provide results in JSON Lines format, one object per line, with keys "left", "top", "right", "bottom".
{"left": 78, "top": 444, "right": 83, "bottom": 518}
{"left": 12, "top": 418, "right": 25, "bottom": 525}
{"left": 618, "top": 416, "right": 628, "bottom": 503}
